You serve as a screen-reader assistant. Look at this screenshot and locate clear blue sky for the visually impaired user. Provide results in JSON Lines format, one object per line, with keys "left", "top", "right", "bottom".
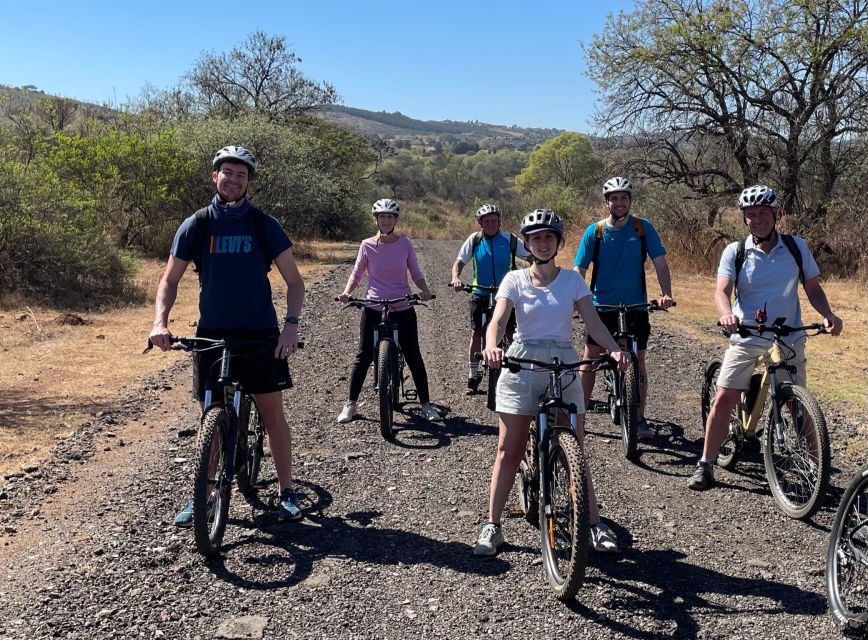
{"left": 2, "top": 1, "right": 636, "bottom": 132}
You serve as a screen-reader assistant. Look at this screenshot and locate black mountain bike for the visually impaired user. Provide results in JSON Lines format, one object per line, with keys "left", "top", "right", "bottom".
{"left": 588, "top": 300, "right": 674, "bottom": 462}
{"left": 827, "top": 462, "right": 868, "bottom": 636}
{"left": 339, "top": 294, "right": 434, "bottom": 439}
{"left": 701, "top": 319, "right": 829, "bottom": 519}
{"left": 506, "top": 353, "right": 613, "bottom": 600}
{"left": 146, "top": 335, "right": 293, "bottom": 557}
{"left": 454, "top": 283, "right": 507, "bottom": 411}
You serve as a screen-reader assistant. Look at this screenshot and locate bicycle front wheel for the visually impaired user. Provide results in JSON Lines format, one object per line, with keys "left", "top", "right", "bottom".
{"left": 620, "top": 361, "right": 640, "bottom": 462}
{"left": 193, "top": 407, "right": 232, "bottom": 558}
{"left": 763, "top": 383, "right": 830, "bottom": 519}
{"left": 827, "top": 464, "right": 868, "bottom": 636}
{"left": 540, "top": 430, "right": 589, "bottom": 601}
{"left": 377, "top": 340, "right": 394, "bottom": 439}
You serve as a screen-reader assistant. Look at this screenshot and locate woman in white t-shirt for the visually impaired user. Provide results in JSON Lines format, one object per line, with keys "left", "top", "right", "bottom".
{"left": 474, "top": 208, "right": 630, "bottom": 557}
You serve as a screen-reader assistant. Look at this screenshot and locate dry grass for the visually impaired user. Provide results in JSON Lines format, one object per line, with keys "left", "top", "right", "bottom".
{"left": 0, "top": 242, "right": 357, "bottom": 476}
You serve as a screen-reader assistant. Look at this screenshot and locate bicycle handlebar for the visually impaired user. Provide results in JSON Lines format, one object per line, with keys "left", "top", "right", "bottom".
{"left": 717, "top": 320, "right": 827, "bottom": 338}
{"left": 502, "top": 354, "right": 614, "bottom": 374}
{"left": 335, "top": 293, "right": 436, "bottom": 307}
{"left": 450, "top": 283, "right": 499, "bottom": 293}
{"left": 144, "top": 335, "right": 304, "bottom": 354}
{"left": 594, "top": 300, "right": 676, "bottom": 313}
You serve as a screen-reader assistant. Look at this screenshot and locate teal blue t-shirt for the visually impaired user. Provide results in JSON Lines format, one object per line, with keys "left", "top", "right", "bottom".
{"left": 573, "top": 216, "right": 666, "bottom": 306}
{"left": 171, "top": 198, "right": 292, "bottom": 330}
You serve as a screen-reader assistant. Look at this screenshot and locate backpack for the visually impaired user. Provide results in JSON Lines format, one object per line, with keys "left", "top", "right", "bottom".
{"left": 189, "top": 206, "right": 272, "bottom": 274}
{"left": 471, "top": 231, "right": 519, "bottom": 270}
{"left": 734, "top": 234, "right": 805, "bottom": 292}
{"left": 589, "top": 216, "right": 647, "bottom": 294}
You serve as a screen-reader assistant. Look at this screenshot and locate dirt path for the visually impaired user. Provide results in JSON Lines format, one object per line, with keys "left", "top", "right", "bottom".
{"left": 0, "top": 240, "right": 856, "bottom": 639}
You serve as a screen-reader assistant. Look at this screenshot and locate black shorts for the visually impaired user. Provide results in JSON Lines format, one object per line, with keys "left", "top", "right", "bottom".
{"left": 469, "top": 294, "right": 516, "bottom": 333}
{"left": 192, "top": 327, "right": 292, "bottom": 401}
{"left": 585, "top": 310, "right": 652, "bottom": 351}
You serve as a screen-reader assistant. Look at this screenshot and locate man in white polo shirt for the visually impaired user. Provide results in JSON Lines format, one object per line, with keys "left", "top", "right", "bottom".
{"left": 688, "top": 184, "right": 843, "bottom": 490}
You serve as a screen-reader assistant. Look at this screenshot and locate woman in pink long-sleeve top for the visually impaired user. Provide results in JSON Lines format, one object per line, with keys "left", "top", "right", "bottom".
{"left": 336, "top": 198, "right": 440, "bottom": 423}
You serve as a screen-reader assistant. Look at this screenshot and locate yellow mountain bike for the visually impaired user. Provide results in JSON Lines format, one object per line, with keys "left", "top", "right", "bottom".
{"left": 701, "top": 319, "right": 829, "bottom": 520}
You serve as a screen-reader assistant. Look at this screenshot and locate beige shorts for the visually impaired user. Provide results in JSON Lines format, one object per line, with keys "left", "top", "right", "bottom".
{"left": 717, "top": 340, "right": 807, "bottom": 390}
{"left": 495, "top": 340, "right": 585, "bottom": 416}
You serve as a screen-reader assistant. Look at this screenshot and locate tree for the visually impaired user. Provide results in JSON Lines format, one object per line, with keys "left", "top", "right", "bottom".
{"left": 148, "top": 32, "right": 338, "bottom": 122}
{"left": 586, "top": 0, "right": 868, "bottom": 225}
{"left": 514, "top": 132, "right": 602, "bottom": 217}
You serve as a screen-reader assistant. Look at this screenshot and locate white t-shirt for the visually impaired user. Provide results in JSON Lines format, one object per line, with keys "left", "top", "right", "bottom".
{"left": 497, "top": 268, "right": 591, "bottom": 342}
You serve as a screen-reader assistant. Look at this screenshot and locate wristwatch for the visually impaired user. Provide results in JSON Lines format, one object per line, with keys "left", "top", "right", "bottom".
{"left": 284, "top": 316, "right": 299, "bottom": 325}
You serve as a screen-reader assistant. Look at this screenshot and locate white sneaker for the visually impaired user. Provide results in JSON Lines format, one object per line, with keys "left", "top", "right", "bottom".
{"left": 336, "top": 402, "right": 357, "bottom": 424}
{"left": 420, "top": 403, "right": 441, "bottom": 422}
{"left": 589, "top": 522, "right": 619, "bottom": 554}
{"left": 473, "top": 522, "right": 504, "bottom": 556}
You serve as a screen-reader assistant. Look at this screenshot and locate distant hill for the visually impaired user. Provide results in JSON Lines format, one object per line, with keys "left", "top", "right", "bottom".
{"left": 315, "top": 105, "right": 563, "bottom": 149}
{"left": 0, "top": 84, "right": 115, "bottom": 127}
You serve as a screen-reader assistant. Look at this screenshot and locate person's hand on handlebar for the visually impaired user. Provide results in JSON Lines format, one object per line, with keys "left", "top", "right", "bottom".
{"left": 610, "top": 350, "right": 631, "bottom": 373}
{"left": 657, "top": 294, "right": 674, "bottom": 310}
{"left": 338, "top": 292, "right": 351, "bottom": 304}
{"left": 451, "top": 278, "right": 464, "bottom": 292}
{"left": 149, "top": 324, "right": 173, "bottom": 352}
{"left": 824, "top": 313, "right": 844, "bottom": 336}
{"left": 419, "top": 288, "right": 433, "bottom": 302}
{"left": 482, "top": 345, "right": 504, "bottom": 369}
{"left": 718, "top": 313, "right": 740, "bottom": 335}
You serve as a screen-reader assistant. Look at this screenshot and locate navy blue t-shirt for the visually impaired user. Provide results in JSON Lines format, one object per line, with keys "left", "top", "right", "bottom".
{"left": 171, "top": 198, "right": 292, "bottom": 330}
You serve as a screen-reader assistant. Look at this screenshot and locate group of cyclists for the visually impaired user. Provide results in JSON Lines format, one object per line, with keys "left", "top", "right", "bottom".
{"left": 148, "top": 145, "right": 844, "bottom": 556}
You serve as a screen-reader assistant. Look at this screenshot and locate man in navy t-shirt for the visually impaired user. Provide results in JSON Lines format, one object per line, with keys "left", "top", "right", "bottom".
{"left": 573, "top": 177, "right": 673, "bottom": 440}
{"left": 149, "top": 145, "right": 306, "bottom": 525}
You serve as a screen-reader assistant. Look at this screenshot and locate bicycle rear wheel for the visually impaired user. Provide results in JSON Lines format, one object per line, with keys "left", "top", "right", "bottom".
{"left": 620, "top": 362, "right": 640, "bottom": 462}
{"left": 702, "top": 358, "right": 742, "bottom": 470}
{"left": 763, "top": 383, "right": 830, "bottom": 519}
{"left": 827, "top": 463, "right": 868, "bottom": 636}
{"left": 540, "top": 430, "right": 589, "bottom": 601}
{"left": 193, "top": 407, "right": 232, "bottom": 557}
{"left": 377, "top": 340, "right": 395, "bottom": 439}
{"left": 236, "top": 396, "right": 264, "bottom": 493}
{"left": 517, "top": 426, "right": 539, "bottom": 528}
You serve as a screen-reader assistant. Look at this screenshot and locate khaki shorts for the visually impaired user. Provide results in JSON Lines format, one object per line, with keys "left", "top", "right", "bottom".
{"left": 717, "top": 340, "right": 806, "bottom": 390}
{"left": 495, "top": 340, "right": 585, "bottom": 416}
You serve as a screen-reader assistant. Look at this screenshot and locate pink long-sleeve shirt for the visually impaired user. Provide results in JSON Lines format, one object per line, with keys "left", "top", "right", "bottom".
{"left": 348, "top": 236, "right": 425, "bottom": 308}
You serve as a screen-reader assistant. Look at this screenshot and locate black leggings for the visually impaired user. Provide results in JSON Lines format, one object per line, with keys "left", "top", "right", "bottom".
{"left": 348, "top": 307, "right": 430, "bottom": 404}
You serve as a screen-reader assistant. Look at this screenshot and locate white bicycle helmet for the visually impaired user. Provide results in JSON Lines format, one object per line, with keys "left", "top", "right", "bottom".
{"left": 520, "top": 208, "right": 564, "bottom": 239}
{"left": 738, "top": 184, "right": 779, "bottom": 209}
{"left": 372, "top": 198, "right": 400, "bottom": 216}
{"left": 213, "top": 145, "right": 257, "bottom": 176}
{"left": 475, "top": 203, "right": 501, "bottom": 220}
{"left": 602, "top": 176, "right": 633, "bottom": 197}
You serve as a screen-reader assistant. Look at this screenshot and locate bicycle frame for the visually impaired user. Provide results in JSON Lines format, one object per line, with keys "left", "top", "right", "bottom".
{"left": 738, "top": 341, "right": 786, "bottom": 437}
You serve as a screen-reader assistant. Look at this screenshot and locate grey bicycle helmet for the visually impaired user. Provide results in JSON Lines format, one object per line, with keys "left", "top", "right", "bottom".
{"left": 738, "top": 184, "right": 779, "bottom": 209}
{"left": 213, "top": 145, "right": 257, "bottom": 176}
{"left": 475, "top": 203, "right": 501, "bottom": 220}
{"left": 372, "top": 198, "right": 400, "bottom": 215}
{"left": 520, "top": 208, "right": 564, "bottom": 239}
{"left": 602, "top": 176, "right": 633, "bottom": 197}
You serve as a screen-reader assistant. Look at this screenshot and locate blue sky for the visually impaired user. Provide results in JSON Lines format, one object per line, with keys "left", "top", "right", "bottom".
{"left": 2, "top": 1, "right": 636, "bottom": 132}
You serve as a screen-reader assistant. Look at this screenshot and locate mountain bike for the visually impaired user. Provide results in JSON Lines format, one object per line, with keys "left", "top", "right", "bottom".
{"left": 505, "top": 353, "right": 613, "bottom": 600}
{"left": 339, "top": 294, "right": 434, "bottom": 439}
{"left": 454, "top": 283, "right": 507, "bottom": 411}
{"left": 826, "top": 462, "right": 868, "bottom": 636}
{"left": 587, "top": 300, "right": 674, "bottom": 462}
{"left": 701, "top": 319, "right": 829, "bottom": 519}
{"left": 145, "top": 335, "right": 296, "bottom": 557}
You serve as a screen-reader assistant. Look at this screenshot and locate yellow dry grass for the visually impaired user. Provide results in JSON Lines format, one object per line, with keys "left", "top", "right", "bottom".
{"left": 0, "top": 241, "right": 356, "bottom": 476}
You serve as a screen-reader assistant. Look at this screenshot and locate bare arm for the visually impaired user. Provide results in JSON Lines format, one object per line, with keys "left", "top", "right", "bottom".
{"left": 803, "top": 276, "right": 843, "bottom": 335}
{"left": 651, "top": 255, "right": 673, "bottom": 308}
{"left": 451, "top": 259, "right": 466, "bottom": 290}
{"left": 149, "top": 256, "right": 189, "bottom": 350}
{"left": 274, "top": 247, "right": 306, "bottom": 358}
{"left": 714, "top": 276, "right": 739, "bottom": 333}
{"left": 481, "top": 297, "right": 514, "bottom": 368}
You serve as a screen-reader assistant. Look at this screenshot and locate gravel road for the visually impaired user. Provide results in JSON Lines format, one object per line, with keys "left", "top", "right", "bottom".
{"left": 0, "top": 239, "right": 858, "bottom": 639}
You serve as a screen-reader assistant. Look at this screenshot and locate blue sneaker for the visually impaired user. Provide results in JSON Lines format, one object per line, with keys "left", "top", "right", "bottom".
{"left": 277, "top": 488, "right": 303, "bottom": 522}
{"left": 173, "top": 499, "right": 194, "bottom": 528}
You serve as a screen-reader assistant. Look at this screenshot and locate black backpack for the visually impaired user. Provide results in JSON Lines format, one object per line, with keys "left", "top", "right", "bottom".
{"left": 734, "top": 234, "right": 805, "bottom": 291}
{"left": 188, "top": 206, "right": 272, "bottom": 274}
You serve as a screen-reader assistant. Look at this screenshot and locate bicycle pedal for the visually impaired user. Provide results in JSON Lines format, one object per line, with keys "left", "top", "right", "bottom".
{"left": 587, "top": 399, "right": 610, "bottom": 414}
{"left": 404, "top": 389, "right": 418, "bottom": 401}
